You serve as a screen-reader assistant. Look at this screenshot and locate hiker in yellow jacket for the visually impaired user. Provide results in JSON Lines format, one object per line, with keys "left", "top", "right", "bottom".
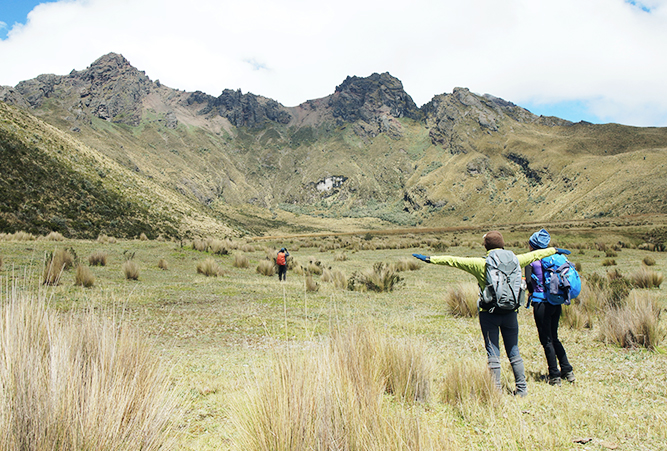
{"left": 413, "top": 231, "right": 570, "bottom": 397}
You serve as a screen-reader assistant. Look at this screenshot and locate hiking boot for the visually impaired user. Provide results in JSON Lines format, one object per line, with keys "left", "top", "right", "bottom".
{"left": 562, "top": 371, "right": 576, "bottom": 383}
{"left": 548, "top": 377, "right": 561, "bottom": 386}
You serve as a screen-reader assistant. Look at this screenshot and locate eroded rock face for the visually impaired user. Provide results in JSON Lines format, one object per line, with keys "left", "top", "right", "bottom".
{"left": 328, "top": 72, "right": 421, "bottom": 123}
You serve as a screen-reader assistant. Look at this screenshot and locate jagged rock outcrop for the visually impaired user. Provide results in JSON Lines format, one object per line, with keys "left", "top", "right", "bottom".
{"left": 187, "top": 89, "right": 292, "bottom": 128}
{"left": 14, "top": 53, "right": 154, "bottom": 126}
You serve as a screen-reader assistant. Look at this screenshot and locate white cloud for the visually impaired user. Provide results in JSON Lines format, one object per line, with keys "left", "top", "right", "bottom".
{"left": 1, "top": 0, "right": 667, "bottom": 125}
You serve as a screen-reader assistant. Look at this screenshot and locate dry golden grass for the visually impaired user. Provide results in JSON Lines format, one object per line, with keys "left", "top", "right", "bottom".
{"left": 445, "top": 282, "right": 479, "bottom": 318}
{"left": 42, "top": 248, "right": 75, "bottom": 285}
{"left": 0, "top": 285, "right": 177, "bottom": 450}
{"left": 232, "top": 253, "right": 249, "bottom": 268}
{"left": 631, "top": 267, "right": 664, "bottom": 289}
{"left": 256, "top": 259, "right": 276, "bottom": 277}
{"left": 305, "top": 274, "right": 319, "bottom": 292}
{"left": 196, "top": 258, "right": 223, "bottom": 277}
{"left": 157, "top": 258, "right": 169, "bottom": 270}
{"left": 439, "top": 357, "right": 500, "bottom": 407}
{"left": 229, "top": 324, "right": 443, "bottom": 451}
{"left": 599, "top": 290, "right": 665, "bottom": 349}
{"left": 74, "top": 265, "right": 95, "bottom": 287}
{"left": 140, "top": 232, "right": 149, "bottom": 241}
{"left": 347, "top": 262, "right": 403, "bottom": 292}
{"left": 122, "top": 260, "right": 140, "bottom": 280}
{"left": 43, "top": 231, "right": 65, "bottom": 241}
{"left": 88, "top": 250, "right": 107, "bottom": 266}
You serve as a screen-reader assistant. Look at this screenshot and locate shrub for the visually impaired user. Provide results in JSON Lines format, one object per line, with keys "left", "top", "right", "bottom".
{"left": 305, "top": 274, "right": 319, "bottom": 292}
{"left": 599, "top": 291, "right": 665, "bottom": 350}
{"left": 631, "top": 267, "right": 663, "bottom": 289}
{"left": 642, "top": 256, "right": 656, "bottom": 266}
{"left": 197, "top": 258, "right": 223, "bottom": 277}
{"left": 88, "top": 251, "right": 107, "bottom": 266}
{"left": 347, "top": 262, "right": 403, "bottom": 293}
{"left": 74, "top": 265, "right": 95, "bottom": 288}
{"left": 0, "top": 289, "right": 177, "bottom": 450}
{"left": 157, "top": 259, "right": 169, "bottom": 270}
{"left": 233, "top": 253, "right": 249, "bottom": 268}
{"left": 256, "top": 259, "right": 276, "bottom": 277}
{"left": 122, "top": 260, "right": 140, "bottom": 280}
{"left": 445, "top": 282, "right": 479, "bottom": 318}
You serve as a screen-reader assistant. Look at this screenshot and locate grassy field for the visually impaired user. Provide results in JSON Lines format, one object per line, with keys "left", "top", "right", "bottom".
{"left": 1, "top": 228, "right": 666, "bottom": 450}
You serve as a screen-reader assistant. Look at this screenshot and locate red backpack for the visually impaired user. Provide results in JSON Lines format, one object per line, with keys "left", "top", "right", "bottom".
{"left": 276, "top": 252, "right": 286, "bottom": 266}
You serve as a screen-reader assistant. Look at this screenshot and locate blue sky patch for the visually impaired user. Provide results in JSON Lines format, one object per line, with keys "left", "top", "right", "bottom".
{"left": 0, "top": 1, "right": 50, "bottom": 40}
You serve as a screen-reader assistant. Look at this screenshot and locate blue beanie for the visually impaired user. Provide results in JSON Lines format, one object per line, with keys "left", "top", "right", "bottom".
{"left": 529, "top": 229, "right": 551, "bottom": 249}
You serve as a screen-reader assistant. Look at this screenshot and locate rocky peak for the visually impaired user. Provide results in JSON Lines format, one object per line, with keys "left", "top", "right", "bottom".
{"left": 328, "top": 72, "right": 421, "bottom": 123}
{"left": 187, "top": 88, "right": 291, "bottom": 128}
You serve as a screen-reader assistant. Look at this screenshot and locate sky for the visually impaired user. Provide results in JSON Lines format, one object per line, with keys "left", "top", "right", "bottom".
{"left": 1, "top": 0, "right": 667, "bottom": 126}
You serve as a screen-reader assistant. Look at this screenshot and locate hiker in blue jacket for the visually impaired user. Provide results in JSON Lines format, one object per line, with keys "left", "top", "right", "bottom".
{"left": 526, "top": 229, "right": 575, "bottom": 386}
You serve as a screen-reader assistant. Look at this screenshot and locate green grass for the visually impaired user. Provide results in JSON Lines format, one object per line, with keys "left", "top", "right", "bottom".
{"left": 1, "top": 229, "right": 666, "bottom": 450}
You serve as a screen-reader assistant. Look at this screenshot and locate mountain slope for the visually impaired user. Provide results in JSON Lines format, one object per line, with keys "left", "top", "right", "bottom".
{"left": 0, "top": 101, "right": 234, "bottom": 238}
{"left": 2, "top": 52, "right": 667, "bottom": 236}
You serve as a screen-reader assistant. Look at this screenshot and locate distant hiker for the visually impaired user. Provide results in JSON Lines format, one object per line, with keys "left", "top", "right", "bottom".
{"left": 526, "top": 228, "right": 576, "bottom": 386}
{"left": 413, "top": 231, "right": 570, "bottom": 397}
{"left": 277, "top": 248, "right": 289, "bottom": 281}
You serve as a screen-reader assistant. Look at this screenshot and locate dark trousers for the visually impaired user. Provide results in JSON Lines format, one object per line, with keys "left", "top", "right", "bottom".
{"left": 479, "top": 310, "right": 526, "bottom": 394}
{"left": 532, "top": 301, "right": 572, "bottom": 379}
{"left": 278, "top": 264, "right": 287, "bottom": 281}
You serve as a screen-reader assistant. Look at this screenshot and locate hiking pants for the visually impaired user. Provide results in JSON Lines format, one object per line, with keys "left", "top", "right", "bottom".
{"left": 278, "top": 264, "right": 287, "bottom": 281}
{"left": 532, "top": 301, "right": 572, "bottom": 379}
{"left": 479, "top": 310, "right": 526, "bottom": 395}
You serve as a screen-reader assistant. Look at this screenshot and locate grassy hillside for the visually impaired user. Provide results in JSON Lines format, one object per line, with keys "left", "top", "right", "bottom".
{"left": 0, "top": 101, "right": 234, "bottom": 238}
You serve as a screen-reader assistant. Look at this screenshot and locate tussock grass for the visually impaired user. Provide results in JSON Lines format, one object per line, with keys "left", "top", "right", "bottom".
{"left": 333, "top": 251, "right": 348, "bottom": 262}
{"left": 208, "top": 238, "right": 230, "bottom": 255}
{"left": 42, "top": 248, "right": 75, "bottom": 286}
{"left": 445, "top": 282, "right": 479, "bottom": 318}
{"left": 642, "top": 256, "right": 656, "bottom": 266}
{"left": 96, "top": 234, "right": 117, "bottom": 244}
{"left": 0, "top": 285, "right": 177, "bottom": 450}
{"left": 122, "top": 260, "right": 140, "bottom": 280}
{"left": 0, "top": 256, "right": 3, "bottom": 271}
{"left": 1, "top": 231, "right": 36, "bottom": 241}
{"left": 232, "top": 253, "right": 249, "bottom": 268}
{"left": 305, "top": 274, "right": 319, "bottom": 292}
{"left": 602, "top": 258, "right": 617, "bottom": 266}
{"left": 230, "top": 324, "right": 442, "bottom": 451}
{"left": 631, "top": 267, "right": 663, "bottom": 288}
{"left": 322, "top": 268, "right": 347, "bottom": 289}
{"left": 256, "top": 259, "right": 276, "bottom": 277}
{"left": 43, "top": 231, "right": 65, "bottom": 241}
{"left": 139, "top": 232, "right": 149, "bottom": 241}
{"left": 347, "top": 262, "right": 403, "bottom": 292}
{"left": 196, "top": 258, "right": 223, "bottom": 277}
{"left": 439, "top": 357, "right": 500, "bottom": 408}
{"left": 88, "top": 250, "right": 107, "bottom": 266}
{"left": 599, "top": 291, "right": 665, "bottom": 350}
{"left": 74, "top": 265, "right": 95, "bottom": 287}
{"left": 157, "top": 259, "right": 169, "bottom": 270}
{"left": 391, "top": 257, "right": 422, "bottom": 272}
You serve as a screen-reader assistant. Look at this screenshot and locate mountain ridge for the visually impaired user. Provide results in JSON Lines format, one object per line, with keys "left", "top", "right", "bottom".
{"left": 2, "top": 52, "right": 667, "bottom": 237}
